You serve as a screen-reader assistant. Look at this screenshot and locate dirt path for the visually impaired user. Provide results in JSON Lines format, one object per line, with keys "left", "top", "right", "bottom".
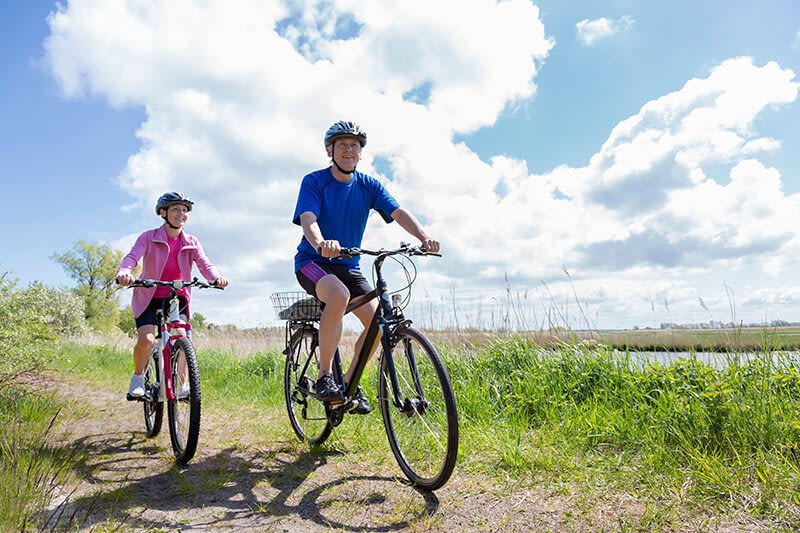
{"left": 42, "top": 377, "right": 575, "bottom": 533}
{"left": 41, "top": 374, "right": 774, "bottom": 532}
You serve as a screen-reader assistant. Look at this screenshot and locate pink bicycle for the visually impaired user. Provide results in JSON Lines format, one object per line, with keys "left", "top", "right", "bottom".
{"left": 127, "top": 278, "right": 221, "bottom": 464}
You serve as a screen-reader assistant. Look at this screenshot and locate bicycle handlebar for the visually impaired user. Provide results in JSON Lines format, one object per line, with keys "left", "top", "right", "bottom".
{"left": 126, "top": 277, "right": 224, "bottom": 290}
{"left": 327, "top": 242, "right": 442, "bottom": 260}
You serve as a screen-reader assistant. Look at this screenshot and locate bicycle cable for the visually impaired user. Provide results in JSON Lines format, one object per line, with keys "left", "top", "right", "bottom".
{"left": 372, "top": 252, "right": 418, "bottom": 311}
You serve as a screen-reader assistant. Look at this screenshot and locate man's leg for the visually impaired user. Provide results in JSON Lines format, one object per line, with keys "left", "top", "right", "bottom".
{"left": 342, "top": 299, "right": 379, "bottom": 414}
{"left": 312, "top": 274, "right": 352, "bottom": 402}
{"left": 315, "top": 274, "right": 350, "bottom": 376}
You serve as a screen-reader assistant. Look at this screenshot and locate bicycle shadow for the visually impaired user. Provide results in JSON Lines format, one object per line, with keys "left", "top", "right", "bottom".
{"left": 40, "top": 427, "right": 441, "bottom": 531}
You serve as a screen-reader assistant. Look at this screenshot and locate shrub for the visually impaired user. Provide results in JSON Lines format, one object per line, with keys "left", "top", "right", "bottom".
{"left": 0, "top": 274, "right": 55, "bottom": 382}
{"left": 117, "top": 306, "right": 137, "bottom": 336}
{"left": 19, "top": 282, "right": 86, "bottom": 336}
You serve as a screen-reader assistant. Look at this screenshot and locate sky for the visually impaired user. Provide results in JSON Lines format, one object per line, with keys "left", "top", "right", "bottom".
{"left": 1, "top": 0, "right": 799, "bottom": 331}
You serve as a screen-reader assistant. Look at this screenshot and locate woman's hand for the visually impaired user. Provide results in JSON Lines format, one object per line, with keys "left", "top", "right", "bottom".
{"left": 116, "top": 272, "right": 134, "bottom": 286}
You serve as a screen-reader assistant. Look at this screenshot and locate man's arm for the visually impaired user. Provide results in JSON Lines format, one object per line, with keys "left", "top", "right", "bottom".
{"left": 299, "top": 211, "right": 341, "bottom": 257}
{"left": 391, "top": 207, "right": 440, "bottom": 253}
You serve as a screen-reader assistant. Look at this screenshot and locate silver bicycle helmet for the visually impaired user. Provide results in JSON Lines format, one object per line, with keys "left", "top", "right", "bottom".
{"left": 155, "top": 191, "right": 193, "bottom": 215}
{"left": 324, "top": 120, "right": 367, "bottom": 150}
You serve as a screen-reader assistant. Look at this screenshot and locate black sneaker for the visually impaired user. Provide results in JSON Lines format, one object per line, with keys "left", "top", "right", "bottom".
{"left": 315, "top": 374, "right": 343, "bottom": 402}
{"left": 348, "top": 386, "right": 371, "bottom": 415}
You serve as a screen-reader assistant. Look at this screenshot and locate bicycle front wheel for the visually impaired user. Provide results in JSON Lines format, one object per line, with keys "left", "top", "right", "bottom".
{"left": 167, "top": 337, "right": 201, "bottom": 464}
{"left": 378, "top": 327, "right": 459, "bottom": 491}
{"left": 143, "top": 346, "right": 163, "bottom": 437}
{"left": 285, "top": 327, "right": 332, "bottom": 445}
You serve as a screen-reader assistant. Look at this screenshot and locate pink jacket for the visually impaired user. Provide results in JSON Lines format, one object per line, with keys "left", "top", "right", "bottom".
{"left": 116, "top": 226, "right": 221, "bottom": 318}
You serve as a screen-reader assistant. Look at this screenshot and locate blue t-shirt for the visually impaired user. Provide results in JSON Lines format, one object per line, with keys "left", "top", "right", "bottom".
{"left": 293, "top": 167, "right": 400, "bottom": 271}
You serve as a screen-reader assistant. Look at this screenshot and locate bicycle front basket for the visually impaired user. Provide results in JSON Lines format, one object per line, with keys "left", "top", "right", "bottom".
{"left": 270, "top": 291, "right": 322, "bottom": 321}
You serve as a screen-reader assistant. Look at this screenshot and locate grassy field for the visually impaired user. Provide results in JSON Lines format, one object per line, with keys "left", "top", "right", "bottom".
{"left": 420, "top": 325, "right": 800, "bottom": 354}
{"left": 594, "top": 326, "right": 800, "bottom": 352}
{"left": 5, "top": 327, "right": 800, "bottom": 530}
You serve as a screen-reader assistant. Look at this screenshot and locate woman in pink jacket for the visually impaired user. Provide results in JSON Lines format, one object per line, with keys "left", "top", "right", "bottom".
{"left": 116, "top": 192, "right": 229, "bottom": 398}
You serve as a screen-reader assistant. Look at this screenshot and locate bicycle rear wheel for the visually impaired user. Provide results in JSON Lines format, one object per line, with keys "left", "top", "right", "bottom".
{"left": 143, "top": 346, "right": 163, "bottom": 437}
{"left": 378, "top": 327, "right": 458, "bottom": 491}
{"left": 285, "top": 327, "right": 332, "bottom": 445}
{"left": 167, "top": 337, "right": 201, "bottom": 464}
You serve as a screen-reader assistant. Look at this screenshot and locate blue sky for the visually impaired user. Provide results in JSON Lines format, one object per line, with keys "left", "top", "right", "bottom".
{"left": 1, "top": 1, "right": 798, "bottom": 330}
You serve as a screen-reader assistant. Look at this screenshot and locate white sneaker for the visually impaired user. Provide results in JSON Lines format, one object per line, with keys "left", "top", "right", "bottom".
{"left": 178, "top": 383, "right": 191, "bottom": 400}
{"left": 128, "top": 374, "right": 145, "bottom": 398}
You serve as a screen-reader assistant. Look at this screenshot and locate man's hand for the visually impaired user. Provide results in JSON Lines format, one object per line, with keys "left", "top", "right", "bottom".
{"left": 421, "top": 238, "right": 440, "bottom": 254}
{"left": 317, "top": 240, "right": 342, "bottom": 258}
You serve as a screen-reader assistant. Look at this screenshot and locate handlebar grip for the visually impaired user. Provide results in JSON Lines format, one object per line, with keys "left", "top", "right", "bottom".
{"left": 339, "top": 247, "right": 361, "bottom": 258}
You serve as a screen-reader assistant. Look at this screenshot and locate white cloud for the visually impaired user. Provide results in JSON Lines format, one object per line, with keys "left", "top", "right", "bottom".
{"left": 575, "top": 14, "right": 634, "bottom": 46}
{"left": 43, "top": 2, "right": 799, "bottom": 329}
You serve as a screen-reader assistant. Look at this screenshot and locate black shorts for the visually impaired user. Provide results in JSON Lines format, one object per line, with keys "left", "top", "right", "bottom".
{"left": 135, "top": 296, "right": 189, "bottom": 329}
{"left": 296, "top": 261, "right": 372, "bottom": 300}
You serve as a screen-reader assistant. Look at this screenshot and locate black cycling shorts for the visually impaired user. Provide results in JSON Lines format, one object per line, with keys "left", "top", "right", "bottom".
{"left": 135, "top": 296, "right": 189, "bottom": 329}
{"left": 296, "top": 261, "right": 372, "bottom": 300}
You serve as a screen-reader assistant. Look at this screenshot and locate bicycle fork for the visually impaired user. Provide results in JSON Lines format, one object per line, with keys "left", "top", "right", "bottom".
{"left": 380, "top": 323, "right": 428, "bottom": 416}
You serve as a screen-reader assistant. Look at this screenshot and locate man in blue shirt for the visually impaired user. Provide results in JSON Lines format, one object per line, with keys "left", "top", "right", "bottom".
{"left": 293, "top": 120, "right": 440, "bottom": 413}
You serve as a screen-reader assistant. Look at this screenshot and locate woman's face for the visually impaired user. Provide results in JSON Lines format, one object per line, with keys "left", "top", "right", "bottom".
{"left": 163, "top": 204, "right": 190, "bottom": 227}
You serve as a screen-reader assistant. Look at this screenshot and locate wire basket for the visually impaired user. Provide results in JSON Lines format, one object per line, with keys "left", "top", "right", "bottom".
{"left": 270, "top": 291, "right": 322, "bottom": 321}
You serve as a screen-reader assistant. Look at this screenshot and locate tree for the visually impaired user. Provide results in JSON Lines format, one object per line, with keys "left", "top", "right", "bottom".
{"left": 51, "top": 240, "right": 125, "bottom": 332}
{"left": 191, "top": 311, "right": 207, "bottom": 330}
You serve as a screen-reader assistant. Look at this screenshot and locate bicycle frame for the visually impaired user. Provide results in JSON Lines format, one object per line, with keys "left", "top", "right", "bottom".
{"left": 329, "top": 248, "right": 428, "bottom": 413}
{"left": 153, "top": 294, "right": 191, "bottom": 403}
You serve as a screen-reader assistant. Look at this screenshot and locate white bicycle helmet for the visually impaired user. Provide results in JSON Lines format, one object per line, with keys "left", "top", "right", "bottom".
{"left": 324, "top": 120, "right": 367, "bottom": 150}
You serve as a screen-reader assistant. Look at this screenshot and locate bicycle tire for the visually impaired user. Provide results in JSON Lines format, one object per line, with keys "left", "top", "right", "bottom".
{"left": 378, "top": 327, "right": 458, "bottom": 491}
{"left": 143, "top": 346, "right": 163, "bottom": 437}
{"left": 167, "top": 337, "right": 201, "bottom": 464}
{"left": 285, "top": 327, "right": 333, "bottom": 445}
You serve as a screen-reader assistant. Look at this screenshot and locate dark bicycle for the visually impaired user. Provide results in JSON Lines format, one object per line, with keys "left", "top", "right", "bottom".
{"left": 127, "top": 278, "right": 222, "bottom": 464}
{"left": 271, "top": 243, "right": 458, "bottom": 491}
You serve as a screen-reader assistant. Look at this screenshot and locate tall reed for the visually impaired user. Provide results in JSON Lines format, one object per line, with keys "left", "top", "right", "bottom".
{"left": 446, "top": 336, "right": 800, "bottom": 512}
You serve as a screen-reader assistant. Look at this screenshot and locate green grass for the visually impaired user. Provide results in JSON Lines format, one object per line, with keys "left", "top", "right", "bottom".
{"left": 447, "top": 337, "right": 800, "bottom": 522}
{"left": 0, "top": 386, "right": 82, "bottom": 531}
{"left": 14, "top": 334, "right": 800, "bottom": 529}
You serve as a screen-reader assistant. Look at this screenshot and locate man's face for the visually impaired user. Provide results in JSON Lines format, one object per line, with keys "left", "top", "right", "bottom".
{"left": 330, "top": 137, "right": 361, "bottom": 170}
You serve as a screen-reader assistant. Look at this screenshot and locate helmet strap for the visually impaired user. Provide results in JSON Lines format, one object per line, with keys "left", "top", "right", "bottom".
{"left": 162, "top": 216, "right": 181, "bottom": 230}
{"left": 332, "top": 159, "right": 356, "bottom": 175}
